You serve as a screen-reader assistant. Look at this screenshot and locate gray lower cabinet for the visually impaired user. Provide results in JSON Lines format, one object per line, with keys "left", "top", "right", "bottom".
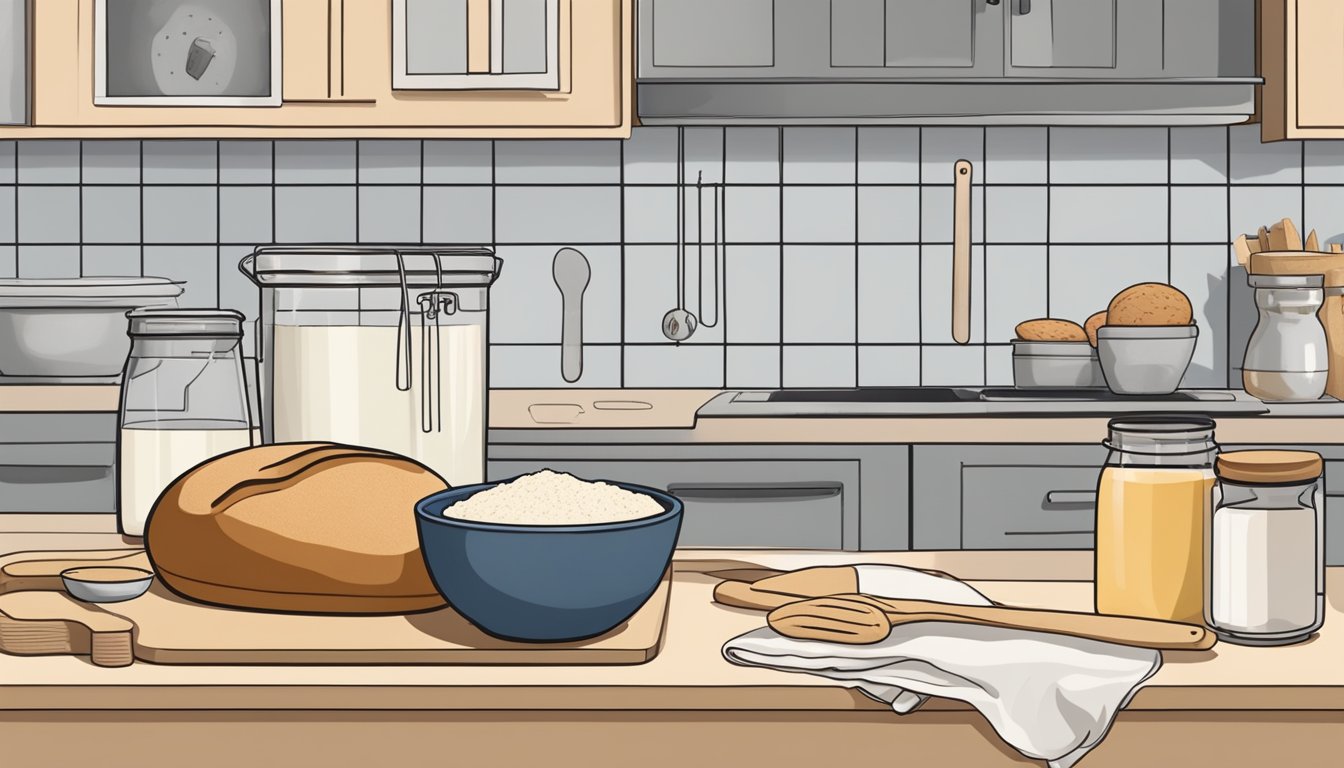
{"left": 488, "top": 443, "right": 909, "bottom": 551}
{"left": 911, "top": 444, "right": 1109, "bottom": 550}
{"left": 0, "top": 413, "right": 117, "bottom": 513}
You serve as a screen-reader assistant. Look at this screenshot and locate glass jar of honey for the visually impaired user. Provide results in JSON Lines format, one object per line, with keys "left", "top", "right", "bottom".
{"left": 1095, "top": 417, "right": 1217, "bottom": 624}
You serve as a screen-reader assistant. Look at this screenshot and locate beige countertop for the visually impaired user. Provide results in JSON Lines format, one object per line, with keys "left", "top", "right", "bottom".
{"left": 10, "top": 386, "right": 1344, "bottom": 445}
{"left": 1, "top": 514, "right": 1340, "bottom": 714}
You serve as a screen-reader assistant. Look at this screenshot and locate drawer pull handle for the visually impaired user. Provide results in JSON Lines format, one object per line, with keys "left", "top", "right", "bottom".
{"left": 1043, "top": 490, "right": 1097, "bottom": 509}
{"left": 667, "top": 483, "right": 842, "bottom": 502}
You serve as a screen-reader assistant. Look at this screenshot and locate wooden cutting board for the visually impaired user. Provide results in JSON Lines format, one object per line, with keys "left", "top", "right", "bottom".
{"left": 0, "top": 549, "right": 672, "bottom": 667}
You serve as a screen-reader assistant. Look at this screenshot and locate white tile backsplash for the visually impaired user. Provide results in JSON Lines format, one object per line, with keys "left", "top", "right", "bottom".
{"left": 783, "top": 346, "right": 857, "bottom": 388}
{"left": 858, "top": 346, "right": 920, "bottom": 387}
{"left": 1170, "top": 186, "right": 1228, "bottom": 243}
{"left": 6, "top": 125, "right": 1332, "bottom": 389}
{"left": 784, "top": 128, "right": 856, "bottom": 184}
{"left": 783, "top": 245, "right": 856, "bottom": 343}
{"left": 1049, "top": 186, "right": 1168, "bottom": 243}
{"left": 1050, "top": 128, "right": 1167, "bottom": 184}
{"left": 857, "top": 128, "right": 920, "bottom": 184}
{"left": 984, "top": 128, "right": 1047, "bottom": 184}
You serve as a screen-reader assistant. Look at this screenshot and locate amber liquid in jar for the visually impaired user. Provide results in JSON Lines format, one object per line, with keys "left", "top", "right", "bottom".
{"left": 1094, "top": 418, "right": 1217, "bottom": 625}
{"left": 1096, "top": 467, "right": 1214, "bottom": 623}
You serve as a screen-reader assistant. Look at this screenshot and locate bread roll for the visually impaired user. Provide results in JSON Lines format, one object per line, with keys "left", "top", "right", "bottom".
{"left": 1107, "top": 283, "right": 1193, "bottom": 326}
{"left": 1015, "top": 318, "right": 1088, "bottom": 342}
{"left": 1084, "top": 311, "right": 1108, "bottom": 347}
{"left": 146, "top": 443, "right": 448, "bottom": 614}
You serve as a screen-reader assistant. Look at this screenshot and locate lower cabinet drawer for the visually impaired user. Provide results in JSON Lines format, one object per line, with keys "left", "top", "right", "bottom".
{"left": 488, "top": 459, "right": 857, "bottom": 549}
{"left": 913, "top": 444, "right": 1109, "bottom": 550}
{"left": 0, "top": 442, "right": 116, "bottom": 513}
{"left": 961, "top": 466, "right": 1099, "bottom": 549}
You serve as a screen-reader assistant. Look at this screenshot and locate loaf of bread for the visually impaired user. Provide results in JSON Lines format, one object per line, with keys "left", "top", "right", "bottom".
{"left": 1084, "top": 311, "right": 1108, "bottom": 347}
{"left": 1015, "top": 318, "right": 1088, "bottom": 342}
{"left": 1107, "top": 283, "right": 1193, "bottom": 326}
{"left": 145, "top": 443, "right": 449, "bottom": 614}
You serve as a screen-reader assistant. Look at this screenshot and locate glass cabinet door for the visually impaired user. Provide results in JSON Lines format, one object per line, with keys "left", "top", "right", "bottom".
{"left": 393, "top": 0, "right": 559, "bottom": 90}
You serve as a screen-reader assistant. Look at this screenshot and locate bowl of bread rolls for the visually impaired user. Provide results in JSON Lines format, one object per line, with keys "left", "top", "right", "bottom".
{"left": 1011, "top": 319, "right": 1104, "bottom": 389}
{"left": 1013, "top": 282, "right": 1196, "bottom": 395}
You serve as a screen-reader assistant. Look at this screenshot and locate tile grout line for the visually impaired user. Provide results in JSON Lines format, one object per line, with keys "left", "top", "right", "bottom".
{"left": 917, "top": 127, "right": 923, "bottom": 386}
{"left": 778, "top": 126, "right": 785, "bottom": 387}
{"left": 619, "top": 136, "right": 626, "bottom": 389}
{"left": 853, "top": 126, "right": 860, "bottom": 386}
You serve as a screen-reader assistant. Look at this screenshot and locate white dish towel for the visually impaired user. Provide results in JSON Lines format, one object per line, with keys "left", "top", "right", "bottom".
{"left": 721, "top": 565, "right": 1162, "bottom": 768}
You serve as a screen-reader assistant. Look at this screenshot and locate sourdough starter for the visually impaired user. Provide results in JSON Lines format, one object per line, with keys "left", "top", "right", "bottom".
{"left": 119, "top": 425, "right": 252, "bottom": 536}
{"left": 271, "top": 324, "right": 484, "bottom": 486}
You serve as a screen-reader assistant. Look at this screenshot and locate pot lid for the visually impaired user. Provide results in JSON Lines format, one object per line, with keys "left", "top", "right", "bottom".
{"left": 242, "top": 247, "right": 502, "bottom": 288}
{"left": 127, "top": 308, "right": 244, "bottom": 338}
{"left": 0, "top": 277, "right": 184, "bottom": 307}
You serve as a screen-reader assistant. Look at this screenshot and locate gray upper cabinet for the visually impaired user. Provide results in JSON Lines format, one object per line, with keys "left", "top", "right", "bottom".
{"left": 640, "top": 0, "right": 1002, "bottom": 80}
{"left": 830, "top": 0, "right": 1001, "bottom": 78}
{"left": 1004, "top": 0, "right": 1254, "bottom": 79}
{"left": 1, "top": 0, "right": 27, "bottom": 125}
{"left": 650, "top": 0, "right": 776, "bottom": 71}
{"left": 636, "top": 0, "right": 1256, "bottom": 123}
{"left": 1007, "top": 0, "right": 1116, "bottom": 72}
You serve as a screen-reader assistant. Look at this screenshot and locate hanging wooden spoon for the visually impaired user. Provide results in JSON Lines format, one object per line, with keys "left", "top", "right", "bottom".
{"left": 767, "top": 595, "right": 1215, "bottom": 651}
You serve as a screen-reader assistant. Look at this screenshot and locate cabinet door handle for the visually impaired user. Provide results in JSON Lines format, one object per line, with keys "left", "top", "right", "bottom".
{"left": 1044, "top": 490, "right": 1097, "bottom": 509}
{"left": 1018, "top": 0, "right": 1031, "bottom": 14}
{"left": 987, "top": 0, "right": 1000, "bottom": 5}
{"left": 667, "top": 483, "right": 842, "bottom": 502}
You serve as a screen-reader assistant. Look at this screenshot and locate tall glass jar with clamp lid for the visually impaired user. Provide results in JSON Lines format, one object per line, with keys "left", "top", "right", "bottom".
{"left": 118, "top": 309, "right": 252, "bottom": 536}
{"left": 240, "top": 247, "right": 502, "bottom": 487}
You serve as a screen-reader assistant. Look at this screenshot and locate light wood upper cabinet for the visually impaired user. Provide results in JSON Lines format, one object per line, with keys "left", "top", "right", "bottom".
{"left": 15, "top": 0, "right": 630, "bottom": 137}
{"left": 1262, "top": 0, "right": 1344, "bottom": 140}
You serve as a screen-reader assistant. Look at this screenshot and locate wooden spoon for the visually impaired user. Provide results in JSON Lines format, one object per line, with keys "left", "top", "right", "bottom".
{"left": 767, "top": 595, "right": 1215, "bottom": 651}
{"left": 1306, "top": 229, "right": 1321, "bottom": 252}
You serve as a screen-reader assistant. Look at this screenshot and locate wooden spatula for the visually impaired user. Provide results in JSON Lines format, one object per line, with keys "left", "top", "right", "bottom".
{"left": 1306, "top": 229, "right": 1321, "bottom": 252}
{"left": 1258, "top": 225, "right": 1273, "bottom": 252}
{"left": 1233, "top": 234, "right": 1253, "bottom": 269}
{"left": 712, "top": 564, "right": 965, "bottom": 610}
{"left": 767, "top": 594, "right": 1215, "bottom": 651}
{"left": 1283, "top": 218, "right": 1304, "bottom": 250}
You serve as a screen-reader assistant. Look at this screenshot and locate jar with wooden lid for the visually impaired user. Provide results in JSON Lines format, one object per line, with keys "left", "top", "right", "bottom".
{"left": 1095, "top": 417, "right": 1217, "bottom": 624}
{"left": 1207, "top": 450, "right": 1325, "bottom": 646}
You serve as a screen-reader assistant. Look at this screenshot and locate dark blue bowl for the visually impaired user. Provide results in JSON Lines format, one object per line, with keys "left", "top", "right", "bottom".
{"left": 414, "top": 478, "right": 683, "bottom": 643}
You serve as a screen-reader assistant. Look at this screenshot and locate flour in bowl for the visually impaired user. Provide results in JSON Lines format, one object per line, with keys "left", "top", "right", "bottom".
{"left": 444, "top": 470, "right": 665, "bottom": 525}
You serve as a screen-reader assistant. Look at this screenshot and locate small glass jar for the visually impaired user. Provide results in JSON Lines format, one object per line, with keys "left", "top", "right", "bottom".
{"left": 1207, "top": 450, "right": 1325, "bottom": 645}
{"left": 1096, "top": 417, "right": 1217, "bottom": 624}
{"left": 118, "top": 309, "right": 253, "bottom": 537}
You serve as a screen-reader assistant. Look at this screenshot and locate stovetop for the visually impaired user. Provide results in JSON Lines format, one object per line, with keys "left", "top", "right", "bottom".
{"left": 696, "top": 388, "right": 1276, "bottom": 418}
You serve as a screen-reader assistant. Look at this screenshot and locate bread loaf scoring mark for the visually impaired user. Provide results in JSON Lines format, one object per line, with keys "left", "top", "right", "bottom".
{"left": 256, "top": 442, "right": 400, "bottom": 472}
{"left": 210, "top": 448, "right": 434, "bottom": 513}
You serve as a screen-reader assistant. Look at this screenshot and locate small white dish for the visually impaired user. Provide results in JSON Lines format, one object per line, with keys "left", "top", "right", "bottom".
{"left": 60, "top": 566, "right": 154, "bottom": 603}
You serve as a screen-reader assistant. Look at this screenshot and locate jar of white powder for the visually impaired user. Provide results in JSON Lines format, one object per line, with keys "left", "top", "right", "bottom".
{"left": 1207, "top": 451, "right": 1325, "bottom": 646}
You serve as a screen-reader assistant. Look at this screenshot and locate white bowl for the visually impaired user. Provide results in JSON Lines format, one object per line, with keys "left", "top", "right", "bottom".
{"left": 1097, "top": 325, "right": 1198, "bottom": 395}
{"left": 60, "top": 566, "right": 154, "bottom": 603}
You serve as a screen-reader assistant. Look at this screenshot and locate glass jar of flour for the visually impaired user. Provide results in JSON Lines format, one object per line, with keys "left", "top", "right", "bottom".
{"left": 118, "top": 309, "right": 252, "bottom": 537}
{"left": 1207, "top": 450, "right": 1325, "bottom": 646}
{"left": 240, "top": 248, "right": 501, "bottom": 487}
